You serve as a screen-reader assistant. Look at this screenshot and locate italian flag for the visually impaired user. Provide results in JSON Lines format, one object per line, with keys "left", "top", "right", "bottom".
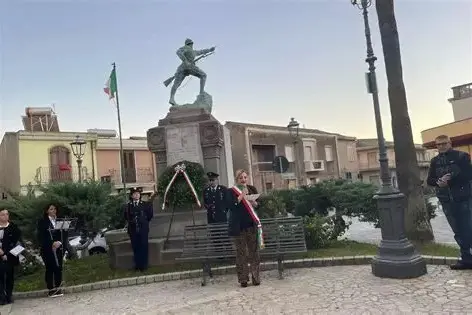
{"left": 103, "top": 68, "right": 117, "bottom": 100}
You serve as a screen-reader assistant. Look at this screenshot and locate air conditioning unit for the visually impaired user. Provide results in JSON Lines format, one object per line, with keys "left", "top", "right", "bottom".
{"left": 101, "top": 175, "right": 111, "bottom": 183}
{"left": 312, "top": 160, "right": 325, "bottom": 171}
{"left": 304, "top": 160, "right": 325, "bottom": 172}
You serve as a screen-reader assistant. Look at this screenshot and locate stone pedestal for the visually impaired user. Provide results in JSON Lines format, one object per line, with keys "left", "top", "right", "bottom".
{"left": 147, "top": 106, "right": 233, "bottom": 187}
{"left": 371, "top": 192, "right": 427, "bottom": 279}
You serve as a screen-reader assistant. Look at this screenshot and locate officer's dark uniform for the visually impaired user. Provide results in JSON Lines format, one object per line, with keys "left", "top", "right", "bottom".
{"left": 203, "top": 172, "right": 228, "bottom": 224}
{"left": 124, "top": 188, "right": 153, "bottom": 271}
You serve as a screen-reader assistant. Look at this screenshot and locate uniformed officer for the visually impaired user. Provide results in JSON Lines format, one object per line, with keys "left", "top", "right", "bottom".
{"left": 203, "top": 172, "right": 228, "bottom": 224}
{"left": 124, "top": 188, "right": 153, "bottom": 271}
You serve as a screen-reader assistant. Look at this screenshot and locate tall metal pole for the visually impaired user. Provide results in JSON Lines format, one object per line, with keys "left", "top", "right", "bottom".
{"left": 77, "top": 159, "right": 83, "bottom": 183}
{"left": 352, "top": 0, "right": 426, "bottom": 279}
{"left": 112, "top": 63, "right": 127, "bottom": 193}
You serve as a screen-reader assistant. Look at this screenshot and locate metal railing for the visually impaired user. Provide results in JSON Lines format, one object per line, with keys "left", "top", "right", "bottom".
{"left": 108, "top": 167, "right": 154, "bottom": 184}
{"left": 35, "top": 166, "right": 89, "bottom": 184}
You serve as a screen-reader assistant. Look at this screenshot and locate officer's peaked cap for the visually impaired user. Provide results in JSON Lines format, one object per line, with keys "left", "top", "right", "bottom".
{"left": 129, "top": 187, "right": 142, "bottom": 194}
{"left": 207, "top": 172, "right": 219, "bottom": 179}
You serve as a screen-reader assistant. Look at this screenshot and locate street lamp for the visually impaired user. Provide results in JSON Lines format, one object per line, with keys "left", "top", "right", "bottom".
{"left": 70, "top": 135, "right": 86, "bottom": 183}
{"left": 287, "top": 117, "right": 301, "bottom": 187}
{"left": 351, "top": 0, "right": 426, "bottom": 279}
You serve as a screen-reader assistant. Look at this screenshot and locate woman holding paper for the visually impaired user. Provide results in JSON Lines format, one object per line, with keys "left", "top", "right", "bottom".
{"left": 37, "top": 204, "right": 65, "bottom": 297}
{"left": 0, "top": 209, "right": 22, "bottom": 305}
{"left": 227, "top": 169, "right": 263, "bottom": 287}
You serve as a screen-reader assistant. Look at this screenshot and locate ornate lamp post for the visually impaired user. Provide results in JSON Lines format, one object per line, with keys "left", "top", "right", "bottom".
{"left": 287, "top": 117, "right": 301, "bottom": 187}
{"left": 351, "top": 0, "right": 426, "bottom": 278}
{"left": 70, "top": 135, "right": 86, "bottom": 183}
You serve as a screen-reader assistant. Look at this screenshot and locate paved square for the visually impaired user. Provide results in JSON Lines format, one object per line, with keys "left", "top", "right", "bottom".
{"left": 5, "top": 265, "right": 472, "bottom": 314}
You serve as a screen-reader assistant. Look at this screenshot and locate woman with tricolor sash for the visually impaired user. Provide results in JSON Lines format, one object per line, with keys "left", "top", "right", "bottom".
{"left": 227, "top": 169, "right": 263, "bottom": 287}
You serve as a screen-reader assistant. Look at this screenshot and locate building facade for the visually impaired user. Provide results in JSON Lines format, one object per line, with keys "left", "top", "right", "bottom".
{"left": 422, "top": 83, "right": 472, "bottom": 154}
{"left": 356, "top": 139, "right": 431, "bottom": 187}
{"left": 95, "top": 131, "right": 156, "bottom": 195}
{"left": 225, "top": 121, "right": 358, "bottom": 193}
{"left": 0, "top": 131, "right": 98, "bottom": 195}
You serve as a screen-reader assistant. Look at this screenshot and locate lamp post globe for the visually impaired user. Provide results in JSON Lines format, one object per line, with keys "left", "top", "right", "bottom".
{"left": 70, "top": 135, "right": 87, "bottom": 183}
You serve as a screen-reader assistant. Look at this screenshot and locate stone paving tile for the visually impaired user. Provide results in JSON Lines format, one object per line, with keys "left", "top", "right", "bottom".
{"left": 8, "top": 265, "right": 472, "bottom": 315}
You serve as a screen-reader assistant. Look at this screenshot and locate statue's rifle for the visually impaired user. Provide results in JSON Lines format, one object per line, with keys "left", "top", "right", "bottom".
{"left": 163, "top": 51, "right": 215, "bottom": 87}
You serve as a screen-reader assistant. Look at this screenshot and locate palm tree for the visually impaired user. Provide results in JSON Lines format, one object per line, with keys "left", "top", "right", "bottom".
{"left": 375, "top": 0, "right": 434, "bottom": 242}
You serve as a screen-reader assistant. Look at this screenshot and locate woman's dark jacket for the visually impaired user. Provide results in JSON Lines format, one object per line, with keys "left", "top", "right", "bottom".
{"left": 0, "top": 222, "right": 22, "bottom": 266}
{"left": 227, "top": 185, "right": 259, "bottom": 237}
{"left": 37, "top": 217, "right": 68, "bottom": 256}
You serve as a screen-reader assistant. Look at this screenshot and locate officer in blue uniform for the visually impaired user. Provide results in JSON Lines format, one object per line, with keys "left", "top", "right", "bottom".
{"left": 203, "top": 172, "right": 228, "bottom": 224}
{"left": 124, "top": 188, "right": 153, "bottom": 271}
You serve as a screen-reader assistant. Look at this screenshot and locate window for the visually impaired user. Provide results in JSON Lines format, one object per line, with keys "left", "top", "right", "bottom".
{"left": 309, "top": 178, "right": 317, "bottom": 185}
{"left": 345, "top": 172, "right": 352, "bottom": 180}
{"left": 265, "top": 182, "right": 273, "bottom": 191}
{"left": 49, "top": 146, "right": 71, "bottom": 183}
{"left": 325, "top": 145, "right": 333, "bottom": 162}
{"left": 287, "top": 179, "right": 297, "bottom": 189}
{"left": 367, "top": 152, "right": 378, "bottom": 166}
{"left": 284, "top": 145, "right": 294, "bottom": 162}
{"left": 122, "top": 150, "right": 136, "bottom": 183}
{"left": 252, "top": 145, "right": 276, "bottom": 172}
{"left": 304, "top": 146, "right": 313, "bottom": 161}
{"left": 347, "top": 144, "right": 356, "bottom": 162}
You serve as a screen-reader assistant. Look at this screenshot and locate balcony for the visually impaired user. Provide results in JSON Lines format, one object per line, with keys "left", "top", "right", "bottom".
{"left": 35, "top": 166, "right": 90, "bottom": 185}
{"left": 107, "top": 167, "right": 155, "bottom": 186}
{"left": 452, "top": 83, "right": 472, "bottom": 100}
{"left": 359, "top": 160, "right": 430, "bottom": 171}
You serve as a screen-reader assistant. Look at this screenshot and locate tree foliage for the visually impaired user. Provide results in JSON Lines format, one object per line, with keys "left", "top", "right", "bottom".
{"left": 0, "top": 181, "right": 126, "bottom": 245}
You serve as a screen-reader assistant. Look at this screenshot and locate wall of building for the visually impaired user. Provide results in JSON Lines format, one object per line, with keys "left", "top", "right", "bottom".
{"left": 451, "top": 97, "right": 472, "bottom": 122}
{"left": 0, "top": 133, "right": 21, "bottom": 194}
{"left": 18, "top": 135, "right": 97, "bottom": 187}
{"left": 336, "top": 138, "right": 359, "bottom": 180}
{"left": 96, "top": 150, "right": 120, "bottom": 179}
{"left": 422, "top": 118, "right": 472, "bottom": 145}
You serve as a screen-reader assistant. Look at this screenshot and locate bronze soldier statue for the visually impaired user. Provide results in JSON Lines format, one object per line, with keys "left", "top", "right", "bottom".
{"left": 164, "top": 38, "right": 215, "bottom": 106}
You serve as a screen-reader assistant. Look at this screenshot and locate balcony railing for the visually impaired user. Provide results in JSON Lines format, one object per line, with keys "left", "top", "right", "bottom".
{"left": 452, "top": 83, "right": 472, "bottom": 100}
{"left": 108, "top": 167, "right": 155, "bottom": 185}
{"left": 35, "top": 166, "right": 90, "bottom": 184}
{"left": 359, "top": 160, "right": 430, "bottom": 171}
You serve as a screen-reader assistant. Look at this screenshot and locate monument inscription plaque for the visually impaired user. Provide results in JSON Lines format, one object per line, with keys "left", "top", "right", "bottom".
{"left": 165, "top": 124, "right": 202, "bottom": 166}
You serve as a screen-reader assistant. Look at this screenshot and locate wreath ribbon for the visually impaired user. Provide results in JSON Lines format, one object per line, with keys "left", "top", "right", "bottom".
{"left": 162, "top": 164, "right": 201, "bottom": 210}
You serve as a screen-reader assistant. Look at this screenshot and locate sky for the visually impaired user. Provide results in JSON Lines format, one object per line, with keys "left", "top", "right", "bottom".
{"left": 1, "top": 0, "right": 471, "bottom": 144}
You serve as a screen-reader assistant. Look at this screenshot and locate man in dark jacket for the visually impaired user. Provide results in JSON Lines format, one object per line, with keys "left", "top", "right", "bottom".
{"left": 124, "top": 188, "right": 153, "bottom": 271}
{"left": 203, "top": 172, "right": 228, "bottom": 224}
{"left": 427, "top": 135, "right": 472, "bottom": 270}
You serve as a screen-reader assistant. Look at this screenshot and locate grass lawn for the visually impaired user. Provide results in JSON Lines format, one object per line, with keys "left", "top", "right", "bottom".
{"left": 15, "top": 240, "right": 459, "bottom": 292}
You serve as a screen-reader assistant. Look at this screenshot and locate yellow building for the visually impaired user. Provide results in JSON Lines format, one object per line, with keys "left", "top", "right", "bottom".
{"left": 0, "top": 131, "right": 98, "bottom": 195}
{"left": 422, "top": 83, "right": 472, "bottom": 154}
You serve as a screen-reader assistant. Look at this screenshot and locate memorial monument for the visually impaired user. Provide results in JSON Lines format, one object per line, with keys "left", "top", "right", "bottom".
{"left": 106, "top": 38, "right": 235, "bottom": 269}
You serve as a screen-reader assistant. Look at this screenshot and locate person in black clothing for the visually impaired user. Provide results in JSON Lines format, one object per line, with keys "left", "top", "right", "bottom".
{"left": 125, "top": 187, "right": 153, "bottom": 271}
{"left": 203, "top": 172, "right": 228, "bottom": 224}
{"left": 0, "top": 209, "right": 21, "bottom": 305}
{"left": 227, "top": 169, "right": 261, "bottom": 287}
{"left": 427, "top": 135, "right": 472, "bottom": 270}
{"left": 37, "top": 204, "right": 66, "bottom": 297}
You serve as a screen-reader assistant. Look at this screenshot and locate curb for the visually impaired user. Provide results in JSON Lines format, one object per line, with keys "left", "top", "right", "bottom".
{"left": 13, "top": 255, "right": 458, "bottom": 300}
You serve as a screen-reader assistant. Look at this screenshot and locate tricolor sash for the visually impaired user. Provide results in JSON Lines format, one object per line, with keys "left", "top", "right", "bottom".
{"left": 231, "top": 185, "right": 265, "bottom": 249}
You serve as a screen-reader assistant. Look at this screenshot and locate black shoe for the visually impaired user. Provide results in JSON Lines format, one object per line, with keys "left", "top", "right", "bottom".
{"left": 252, "top": 275, "right": 260, "bottom": 286}
{"left": 450, "top": 262, "right": 472, "bottom": 270}
{"left": 240, "top": 282, "right": 248, "bottom": 288}
{"left": 6, "top": 295, "right": 13, "bottom": 304}
{"left": 48, "top": 290, "right": 55, "bottom": 297}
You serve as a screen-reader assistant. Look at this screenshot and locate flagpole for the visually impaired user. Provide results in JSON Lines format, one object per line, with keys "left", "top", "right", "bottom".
{"left": 112, "top": 62, "right": 127, "bottom": 193}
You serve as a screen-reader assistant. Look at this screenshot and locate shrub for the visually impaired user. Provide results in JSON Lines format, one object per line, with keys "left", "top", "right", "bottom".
{"left": 303, "top": 215, "right": 347, "bottom": 249}
{"left": 257, "top": 193, "right": 287, "bottom": 219}
{"left": 0, "top": 181, "right": 126, "bottom": 246}
{"left": 156, "top": 161, "right": 205, "bottom": 209}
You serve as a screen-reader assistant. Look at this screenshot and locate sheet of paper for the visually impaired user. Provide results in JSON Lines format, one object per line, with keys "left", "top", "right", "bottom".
{"left": 9, "top": 245, "right": 25, "bottom": 257}
{"left": 55, "top": 220, "right": 71, "bottom": 230}
{"left": 245, "top": 194, "right": 260, "bottom": 201}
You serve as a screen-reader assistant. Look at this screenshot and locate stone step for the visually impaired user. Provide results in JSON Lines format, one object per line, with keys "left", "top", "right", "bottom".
{"left": 161, "top": 236, "right": 185, "bottom": 249}
{"left": 161, "top": 248, "right": 183, "bottom": 264}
